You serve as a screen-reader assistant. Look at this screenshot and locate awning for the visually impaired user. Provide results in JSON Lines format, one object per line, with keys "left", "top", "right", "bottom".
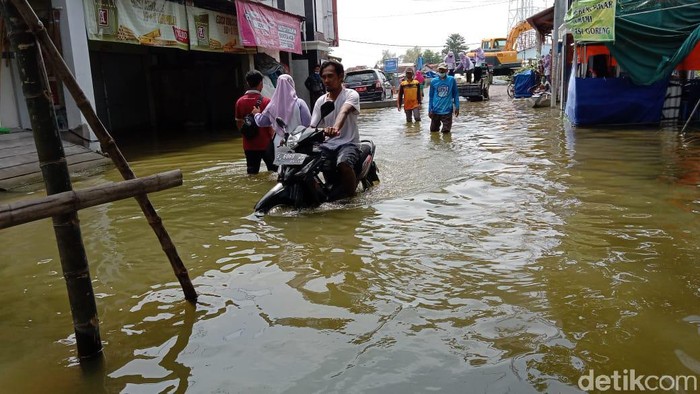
{"left": 526, "top": 6, "right": 554, "bottom": 37}
{"left": 678, "top": 41, "right": 700, "bottom": 71}
{"left": 235, "top": 0, "right": 304, "bottom": 54}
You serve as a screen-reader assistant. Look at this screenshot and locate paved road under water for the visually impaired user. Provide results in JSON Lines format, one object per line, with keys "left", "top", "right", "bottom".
{"left": 2, "top": 86, "right": 700, "bottom": 393}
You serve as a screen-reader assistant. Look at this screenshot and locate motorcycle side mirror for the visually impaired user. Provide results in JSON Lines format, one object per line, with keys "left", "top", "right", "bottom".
{"left": 275, "top": 117, "right": 287, "bottom": 130}
{"left": 320, "top": 101, "right": 335, "bottom": 118}
{"left": 314, "top": 101, "right": 335, "bottom": 129}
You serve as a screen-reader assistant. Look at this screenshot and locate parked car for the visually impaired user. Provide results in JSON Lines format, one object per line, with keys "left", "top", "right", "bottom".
{"left": 344, "top": 69, "right": 393, "bottom": 101}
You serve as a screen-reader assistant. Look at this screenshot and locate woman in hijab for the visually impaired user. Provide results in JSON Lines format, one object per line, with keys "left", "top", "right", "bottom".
{"left": 253, "top": 74, "right": 311, "bottom": 152}
{"left": 443, "top": 51, "right": 457, "bottom": 76}
{"left": 475, "top": 47, "right": 486, "bottom": 66}
{"left": 457, "top": 52, "right": 475, "bottom": 82}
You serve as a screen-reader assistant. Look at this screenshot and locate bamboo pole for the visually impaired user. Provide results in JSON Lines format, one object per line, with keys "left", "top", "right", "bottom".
{"left": 0, "top": 1, "right": 102, "bottom": 358}
{"left": 0, "top": 170, "right": 182, "bottom": 229}
{"left": 681, "top": 98, "right": 700, "bottom": 133}
{"left": 8, "top": 0, "right": 197, "bottom": 302}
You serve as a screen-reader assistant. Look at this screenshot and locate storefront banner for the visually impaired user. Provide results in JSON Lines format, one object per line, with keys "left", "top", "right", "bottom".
{"left": 84, "top": 0, "right": 189, "bottom": 50}
{"left": 235, "top": 1, "right": 302, "bottom": 54}
{"left": 565, "top": 0, "right": 616, "bottom": 42}
{"left": 186, "top": 6, "right": 246, "bottom": 53}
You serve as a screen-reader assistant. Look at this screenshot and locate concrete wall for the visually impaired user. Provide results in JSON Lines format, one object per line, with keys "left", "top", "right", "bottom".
{"left": 0, "top": 58, "right": 22, "bottom": 129}
{"left": 284, "top": 0, "right": 304, "bottom": 16}
{"left": 292, "top": 59, "right": 312, "bottom": 106}
{"left": 53, "top": 0, "right": 100, "bottom": 150}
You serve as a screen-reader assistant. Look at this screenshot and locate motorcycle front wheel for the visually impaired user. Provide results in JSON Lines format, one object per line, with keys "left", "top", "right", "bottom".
{"left": 254, "top": 184, "right": 293, "bottom": 215}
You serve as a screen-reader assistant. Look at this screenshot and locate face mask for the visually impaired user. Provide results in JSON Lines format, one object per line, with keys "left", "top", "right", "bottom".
{"left": 438, "top": 72, "right": 447, "bottom": 78}
{"left": 315, "top": 71, "right": 320, "bottom": 75}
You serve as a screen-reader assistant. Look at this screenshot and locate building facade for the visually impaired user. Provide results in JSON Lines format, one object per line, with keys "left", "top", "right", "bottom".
{"left": 0, "top": 0, "right": 338, "bottom": 148}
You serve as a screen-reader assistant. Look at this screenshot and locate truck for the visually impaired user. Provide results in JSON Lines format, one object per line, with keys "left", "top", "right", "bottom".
{"left": 456, "top": 67, "right": 492, "bottom": 101}
{"left": 468, "top": 20, "right": 533, "bottom": 76}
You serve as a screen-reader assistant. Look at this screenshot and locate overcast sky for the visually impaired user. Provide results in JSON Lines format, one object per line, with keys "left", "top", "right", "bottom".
{"left": 332, "top": 0, "right": 552, "bottom": 68}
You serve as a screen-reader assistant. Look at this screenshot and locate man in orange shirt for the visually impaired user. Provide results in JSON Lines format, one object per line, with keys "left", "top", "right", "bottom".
{"left": 397, "top": 68, "right": 422, "bottom": 123}
{"left": 235, "top": 70, "right": 276, "bottom": 174}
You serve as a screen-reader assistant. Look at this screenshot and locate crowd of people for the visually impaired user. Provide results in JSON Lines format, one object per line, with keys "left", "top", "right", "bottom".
{"left": 234, "top": 53, "right": 488, "bottom": 191}
{"left": 234, "top": 60, "right": 363, "bottom": 201}
{"left": 393, "top": 48, "right": 489, "bottom": 131}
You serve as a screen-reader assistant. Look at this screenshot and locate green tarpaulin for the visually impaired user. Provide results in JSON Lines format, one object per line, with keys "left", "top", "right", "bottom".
{"left": 605, "top": 0, "right": 700, "bottom": 85}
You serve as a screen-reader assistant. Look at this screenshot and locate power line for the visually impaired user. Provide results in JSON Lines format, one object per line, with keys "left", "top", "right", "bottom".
{"left": 339, "top": 39, "right": 442, "bottom": 48}
{"left": 339, "top": 38, "right": 481, "bottom": 49}
{"left": 344, "top": 0, "right": 509, "bottom": 19}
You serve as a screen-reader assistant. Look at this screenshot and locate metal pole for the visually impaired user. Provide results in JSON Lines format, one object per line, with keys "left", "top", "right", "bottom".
{"left": 550, "top": 0, "right": 561, "bottom": 108}
{"left": 681, "top": 98, "right": 700, "bottom": 133}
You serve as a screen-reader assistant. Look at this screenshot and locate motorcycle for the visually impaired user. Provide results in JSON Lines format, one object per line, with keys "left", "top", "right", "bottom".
{"left": 254, "top": 101, "right": 380, "bottom": 215}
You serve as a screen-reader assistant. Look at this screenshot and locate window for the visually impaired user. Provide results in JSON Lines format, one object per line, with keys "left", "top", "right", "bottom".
{"left": 345, "top": 71, "right": 377, "bottom": 83}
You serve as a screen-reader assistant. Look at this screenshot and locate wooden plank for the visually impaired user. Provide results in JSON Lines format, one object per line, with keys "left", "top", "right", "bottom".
{"left": 0, "top": 170, "right": 183, "bottom": 229}
{"left": 0, "top": 136, "right": 38, "bottom": 150}
{"left": 0, "top": 151, "right": 107, "bottom": 180}
{"left": 0, "top": 131, "right": 33, "bottom": 141}
{"left": 0, "top": 132, "right": 110, "bottom": 190}
{"left": 0, "top": 145, "right": 87, "bottom": 167}
{"left": 0, "top": 143, "right": 38, "bottom": 159}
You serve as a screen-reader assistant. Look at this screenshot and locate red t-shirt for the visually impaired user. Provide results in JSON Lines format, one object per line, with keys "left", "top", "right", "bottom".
{"left": 235, "top": 91, "right": 274, "bottom": 151}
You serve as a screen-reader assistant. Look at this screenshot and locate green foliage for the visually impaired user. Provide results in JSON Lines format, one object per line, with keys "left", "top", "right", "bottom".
{"left": 442, "top": 33, "right": 467, "bottom": 56}
{"left": 402, "top": 46, "right": 422, "bottom": 64}
{"left": 422, "top": 49, "right": 441, "bottom": 65}
{"left": 377, "top": 49, "right": 397, "bottom": 68}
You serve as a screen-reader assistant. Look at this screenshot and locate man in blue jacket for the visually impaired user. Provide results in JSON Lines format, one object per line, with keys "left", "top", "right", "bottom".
{"left": 428, "top": 63, "right": 460, "bottom": 133}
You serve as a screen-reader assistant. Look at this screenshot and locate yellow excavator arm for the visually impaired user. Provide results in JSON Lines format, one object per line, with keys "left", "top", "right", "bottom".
{"left": 505, "top": 20, "right": 533, "bottom": 51}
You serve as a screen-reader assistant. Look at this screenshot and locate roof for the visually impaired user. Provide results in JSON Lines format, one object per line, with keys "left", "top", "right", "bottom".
{"left": 526, "top": 6, "right": 554, "bottom": 37}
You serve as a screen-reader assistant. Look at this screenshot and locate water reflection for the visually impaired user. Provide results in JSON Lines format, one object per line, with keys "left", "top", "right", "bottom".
{"left": 1, "top": 87, "right": 700, "bottom": 392}
{"left": 109, "top": 303, "right": 195, "bottom": 393}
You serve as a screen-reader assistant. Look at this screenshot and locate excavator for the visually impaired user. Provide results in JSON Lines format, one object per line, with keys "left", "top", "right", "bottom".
{"left": 468, "top": 20, "right": 533, "bottom": 76}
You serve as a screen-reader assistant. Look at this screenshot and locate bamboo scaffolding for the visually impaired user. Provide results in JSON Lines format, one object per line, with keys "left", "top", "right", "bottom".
{"left": 7, "top": 0, "right": 197, "bottom": 302}
{"left": 681, "top": 98, "right": 700, "bottom": 133}
{"left": 0, "top": 1, "right": 102, "bottom": 358}
{"left": 0, "top": 170, "right": 182, "bottom": 229}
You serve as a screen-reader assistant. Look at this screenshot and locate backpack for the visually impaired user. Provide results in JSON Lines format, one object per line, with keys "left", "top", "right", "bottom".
{"left": 240, "top": 95, "right": 263, "bottom": 139}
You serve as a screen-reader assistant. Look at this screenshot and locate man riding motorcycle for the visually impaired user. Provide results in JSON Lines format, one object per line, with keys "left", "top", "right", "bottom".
{"left": 309, "top": 59, "right": 362, "bottom": 201}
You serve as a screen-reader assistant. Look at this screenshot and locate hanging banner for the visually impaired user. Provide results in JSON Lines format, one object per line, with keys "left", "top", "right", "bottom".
{"left": 565, "top": 0, "right": 616, "bottom": 42}
{"left": 83, "top": 0, "right": 189, "bottom": 50}
{"left": 186, "top": 6, "right": 246, "bottom": 53}
{"left": 235, "top": 1, "right": 303, "bottom": 54}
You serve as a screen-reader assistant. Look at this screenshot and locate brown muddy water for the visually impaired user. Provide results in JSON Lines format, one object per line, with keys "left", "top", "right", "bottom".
{"left": 1, "top": 86, "right": 700, "bottom": 393}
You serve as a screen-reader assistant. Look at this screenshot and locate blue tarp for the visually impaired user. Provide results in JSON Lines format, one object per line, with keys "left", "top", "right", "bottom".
{"left": 514, "top": 70, "right": 538, "bottom": 98}
{"left": 565, "top": 74, "right": 669, "bottom": 126}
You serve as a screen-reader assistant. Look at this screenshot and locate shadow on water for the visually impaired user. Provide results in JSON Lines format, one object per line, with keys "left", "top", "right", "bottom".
{"left": 2, "top": 86, "right": 700, "bottom": 392}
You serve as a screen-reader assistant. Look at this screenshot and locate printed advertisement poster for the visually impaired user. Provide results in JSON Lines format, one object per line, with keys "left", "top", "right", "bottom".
{"left": 235, "top": 1, "right": 302, "bottom": 54}
{"left": 565, "top": 0, "right": 616, "bottom": 42}
{"left": 84, "top": 0, "right": 189, "bottom": 50}
{"left": 186, "top": 6, "right": 245, "bottom": 53}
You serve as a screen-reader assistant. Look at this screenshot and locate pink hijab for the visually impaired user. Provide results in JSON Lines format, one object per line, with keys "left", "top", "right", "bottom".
{"left": 415, "top": 70, "right": 424, "bottom": 83}
{"left": 261, "top": 74, "right": 298, "bottom": 133}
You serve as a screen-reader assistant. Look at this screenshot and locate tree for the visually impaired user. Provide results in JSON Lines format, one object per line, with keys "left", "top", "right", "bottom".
{"left": 402, "top": 46, "right": 422, "bottom": 65}
{"left": 377, "top": 49, "right": 397, "bottom": 68}
{"left": 442, "top": 33, "right": 467, "bottom": 56}
{"left": 422, "top": 49, "right": 441, "bottom": 65}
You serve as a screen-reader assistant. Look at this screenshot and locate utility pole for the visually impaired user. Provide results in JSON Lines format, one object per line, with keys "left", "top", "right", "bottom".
{"left": 508, "top": 0, "right": 540, "bottom": 52}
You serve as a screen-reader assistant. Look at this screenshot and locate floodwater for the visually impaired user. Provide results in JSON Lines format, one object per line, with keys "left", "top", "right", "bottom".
{"left": 2, "top": 85, "right": 700, "bottom": 393}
